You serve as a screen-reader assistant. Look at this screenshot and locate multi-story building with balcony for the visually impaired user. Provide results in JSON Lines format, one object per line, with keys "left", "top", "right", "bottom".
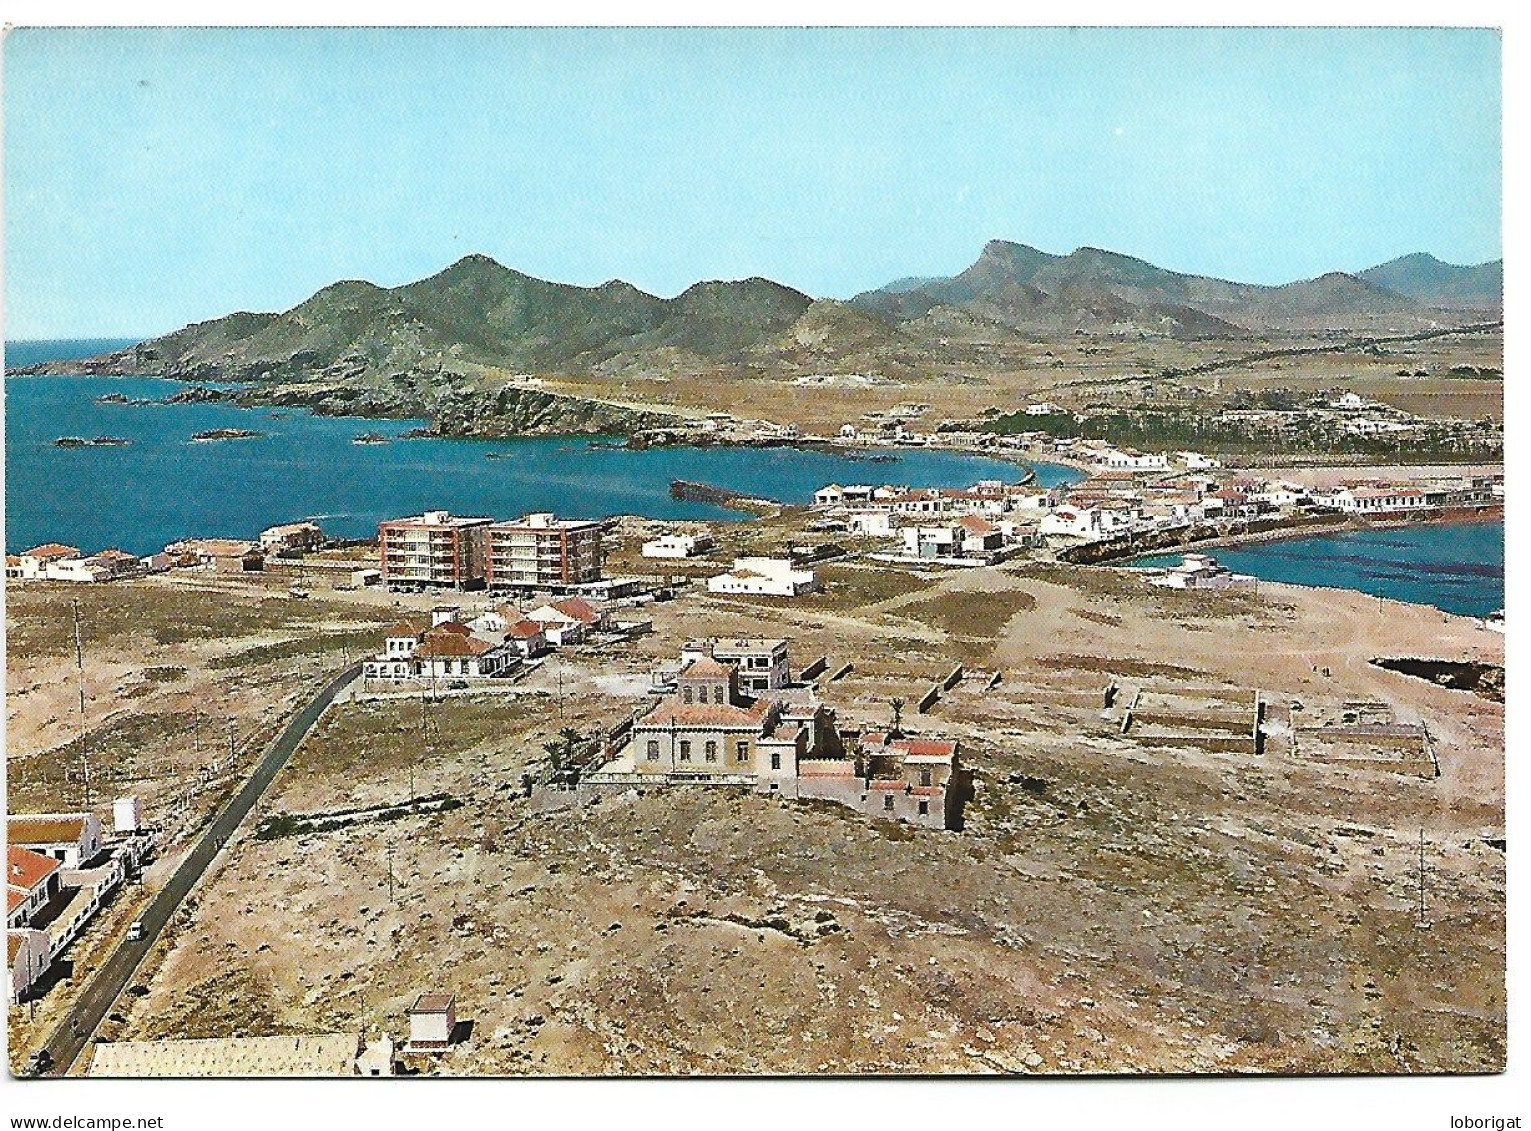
{"left": 485, "top": 512, "right": 604, "bottom": 590}
{"left": 378, "top": 510, "right": 491, "bottom": 590}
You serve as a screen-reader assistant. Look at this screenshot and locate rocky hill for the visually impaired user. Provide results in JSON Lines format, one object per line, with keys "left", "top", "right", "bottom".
{"left": 25, "top": 254, "right": 815, "bottom": 390}
{"left": 851, "top": 240, "right": 1483, "bottom": 339}
{"left": 1358, "top": 252, "right": 1503, "bottom": 311}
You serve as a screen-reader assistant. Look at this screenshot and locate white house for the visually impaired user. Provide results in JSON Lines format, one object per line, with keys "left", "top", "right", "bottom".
{"left": 1039, "top": 507, "right": 1106, "bottom": 540}
{"left": 1328, "top": 485, "right": 1432, "bottom": 514}
{"left": 7, "top": 845, "right": 62, "bottom": 929}
{"left": 707, "top": 557, "right": 819, "bottom": 598}
{"left": 956, "top": 515, "right": 1005, "bottom": 556}
{"left": 1178, "top": 451, "right": 1222, "bottom": 470}
{"left": 1252, "top": 481, "right": 1311, "bottom": 509}
{"left": 1331, "top": 392, "right": 1369, "bottom": 411}
{"left": 9, "top": 928, "right": 51, "bottom": 1003}
{"left": 7, "top": 813, "right": 104, "bottom": 869}
{"left": 525, "top": 596, "right": 610, "bottom": 646}
{"left": 642, "top": 532, "right": 714, "bottom": 559}
{"left": 1100, "top": 448, "right": 1169, "bottom": 471}
{"left": 901, "top": 525, "right": 960, "bottom": 560}
{"left": 1150, "top": 554, "right": 1257, "bottom": 591}
{"left": 846, "top": 510, "right": 897, "bottom": 538}
{"left": 1026, "top": 401, "right": 1064, "bottom": 415}
{"left": 16, "top": 544, "right": 81, "bottom": 580}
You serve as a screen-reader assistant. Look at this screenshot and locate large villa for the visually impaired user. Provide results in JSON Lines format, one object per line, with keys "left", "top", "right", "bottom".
{"left": 591, "top": 640, "right": 967, "bottom": 831}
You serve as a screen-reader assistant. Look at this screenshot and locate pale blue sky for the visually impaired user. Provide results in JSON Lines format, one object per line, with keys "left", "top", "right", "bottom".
{"left": 3, "top": 26, "right": 1501, "bottom": 339}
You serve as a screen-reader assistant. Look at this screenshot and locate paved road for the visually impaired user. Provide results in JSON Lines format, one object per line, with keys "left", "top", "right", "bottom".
{"left": 38, "top": 664, "right": 361, "bottom": 1077}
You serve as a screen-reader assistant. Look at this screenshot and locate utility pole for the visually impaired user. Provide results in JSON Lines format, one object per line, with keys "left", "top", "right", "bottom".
{"left": 72, "top": 600, "right": 91, "bottom": 807}
{"left": 1416, "top": 828, "right": 1430, "bottom": 929}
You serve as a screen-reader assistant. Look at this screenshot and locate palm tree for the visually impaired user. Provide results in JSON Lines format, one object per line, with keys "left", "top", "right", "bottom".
{"left": 889, "top": 697, "right": 905, "bottom": 738}
{"left": 543, "top": 726, "right": 585, "bottom": 784}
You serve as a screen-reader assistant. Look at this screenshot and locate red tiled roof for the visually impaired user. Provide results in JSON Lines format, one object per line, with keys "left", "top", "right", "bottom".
{"left": 551, "top": 597, "right": 599, "bottom": 623}
{"left": 7, "top": 889, "right": 24, "bottom": 915}
{"left": 416, "top": 633, "right": 492, "bottom": 659}
{"left": 893, "top": 739, "right": 959, "bottom": 759}
{"left": 910, "top": 786, "right": 944, "bottom": 797}
{"left": 869, "top": 779, "right": 907, "bottom": 791}
{"left": 8, "top": 814, "right": 89, "bottom": 847}
{"left": 8, "top": 845, "right": 59, "bottom": 894}
{"left": 797, "top": 760, "right": 858, "bottom": 778}
{"left": 957, "top": 516, "right": 996, "bottom": 535}
{"left": 382, "top": 622, "right": 424, "bottom": 639}
{"left": 507, "top": 620, "right": 544, "bottom": 639}
{"left": 680, "top": 655, "right": 735, "bottom": 680}
{"left": 23, "top": 543, "right": 80, "bottom": 560}
{"left": 639, "top": 695, "right": 771, "bottom": 729}
{"left": 430, "top": 621, "right": 472, "bottom": 636}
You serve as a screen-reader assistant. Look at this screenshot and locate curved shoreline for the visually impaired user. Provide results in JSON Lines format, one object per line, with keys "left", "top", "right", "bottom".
{"left": 1105, "top": 504, "right": 1504, "bottom": 564}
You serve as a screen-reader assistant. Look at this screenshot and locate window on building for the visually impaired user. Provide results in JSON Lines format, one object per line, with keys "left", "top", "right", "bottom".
{"left": 705, "top": 741, "right": 717, "bottom": 763}
{"left": 683, "top": 686, "right": 693, "bottom": 704}
{"left": 736, "top": 742, "right": 749, "bottom": 763}
{"left": 920, "top": 768, "right": 933, "bottom": 787}
{"left": 884, "top": 794, "right": 895, "bottom": 811}
{"left": 770, "top": 750, "right": 781, "bottom": 771}
{"left": 714, "top": 685, "right": 725, "bottom": 704}
{"left": 679, "top": 740, "right": 692, "bottom": 761}
{"left": 646, "top": 741, "right": 659, "bottom": 761}
{"left": 918, "top": 800, "right": 930, "bottom": 816}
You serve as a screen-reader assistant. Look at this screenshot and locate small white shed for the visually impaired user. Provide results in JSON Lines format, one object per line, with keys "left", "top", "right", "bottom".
{"left": 406, "top": 992, "right": 457, "bottom": 1051}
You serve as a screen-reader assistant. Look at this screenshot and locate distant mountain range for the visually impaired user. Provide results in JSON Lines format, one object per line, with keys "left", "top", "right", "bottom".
{"left": 22, "top": 242, "right": 1502, "bottom": 392}
{"left": 850, "top": 242, "right": 1502, "bottom": 339}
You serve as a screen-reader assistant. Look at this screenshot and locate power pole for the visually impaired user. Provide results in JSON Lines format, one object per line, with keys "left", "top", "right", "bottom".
{"left": 1416, "top": 827, "right": 1430, "bottom": 929}
{"left": 72, "top": 600, "right": 91, "bottom": 807}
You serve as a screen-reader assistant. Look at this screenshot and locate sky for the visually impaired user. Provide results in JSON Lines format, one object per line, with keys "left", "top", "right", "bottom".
{"left": 2, "top": 26, "right": 1502, "bottom": 339}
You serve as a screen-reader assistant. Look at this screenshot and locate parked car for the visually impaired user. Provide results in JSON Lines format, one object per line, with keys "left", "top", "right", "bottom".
{"left": 127, "top": 919, "right": 145, "bottom": 942}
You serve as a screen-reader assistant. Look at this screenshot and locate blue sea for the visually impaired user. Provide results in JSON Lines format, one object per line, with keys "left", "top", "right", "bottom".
{"left": 1130, "top": 521, "right": 1504, "bottom": 618}
{"left": 3, "top": 340, "right": 1076, "bottom": 556}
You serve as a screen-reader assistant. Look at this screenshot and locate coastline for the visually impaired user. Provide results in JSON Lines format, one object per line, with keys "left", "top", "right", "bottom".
{"left": 1076, "top": 504, "right": 1503, "bottom": 567}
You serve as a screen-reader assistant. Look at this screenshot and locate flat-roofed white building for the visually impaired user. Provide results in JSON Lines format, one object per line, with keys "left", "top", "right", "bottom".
{"left": 685, "top": 638, "right": 791, "bottom": 693}
{"left": 406, "top": 993, "right": 457, "bottom": 1052}
{"left": 706, "top": 558, "right": 818, "bottom": 598}
{"left": 641, "top": 532, "right": 714, "bottom": 559}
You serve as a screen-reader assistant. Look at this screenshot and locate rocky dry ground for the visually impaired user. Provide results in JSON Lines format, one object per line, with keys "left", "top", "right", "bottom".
{"left": 98, "top": 555, "right": 1504, "bottom": 1075}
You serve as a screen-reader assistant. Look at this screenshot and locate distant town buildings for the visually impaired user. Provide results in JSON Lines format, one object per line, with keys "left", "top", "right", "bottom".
{"left": 165, "top": 539, "right": 265, "bottom": 573}
{"left": 10, "top": 543, "right": 149, "bottom": 583}
{"left": 259, "top": 521, "right": 324, "bottom": 555}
